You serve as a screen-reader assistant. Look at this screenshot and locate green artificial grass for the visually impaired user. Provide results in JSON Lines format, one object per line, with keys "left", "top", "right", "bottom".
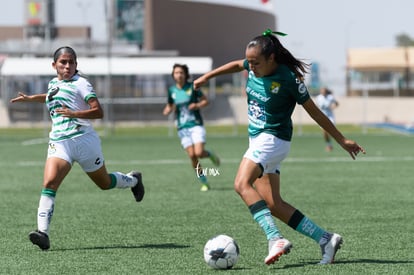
{"left": 0, "top": 125, "right": 412, "bottom": 274}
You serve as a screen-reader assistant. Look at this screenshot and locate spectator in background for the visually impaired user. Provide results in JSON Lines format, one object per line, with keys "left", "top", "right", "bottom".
{"left": 316, "top": 87, "right": 339, "bottom": 152}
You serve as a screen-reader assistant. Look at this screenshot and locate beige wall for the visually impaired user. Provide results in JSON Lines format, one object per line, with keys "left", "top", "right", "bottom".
{"left": 2, "top": 96, "right": 413, "bottom": 127}
{"left": 0, "top": 26, "right": 90, "bottom": 40}
{"left": 0, "top": 27, "right": 24, "bottom": 40}
{"left": 229, "top": 96, "right": 414, "bottom": 125}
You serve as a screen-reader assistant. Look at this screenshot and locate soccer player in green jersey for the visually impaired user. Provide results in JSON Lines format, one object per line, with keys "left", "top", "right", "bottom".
{"left": 10, "top": 46, "right": 145, "bottom": 251}
{"left": 163, "top": 64, "right": 220, "bottom": 191}
{"left": 194, "top": 29, "right": 365, "bottom": 265}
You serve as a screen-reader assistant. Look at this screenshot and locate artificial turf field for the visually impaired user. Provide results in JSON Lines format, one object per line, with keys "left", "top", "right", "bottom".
{"left": 0, "top": 125, "right": 413, "bottom": 274}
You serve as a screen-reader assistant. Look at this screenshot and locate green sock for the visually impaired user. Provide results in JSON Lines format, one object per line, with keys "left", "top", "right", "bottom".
{"left": 249, "top": 200, "right": 281, "bottom": 240}
{"left": 109, "top": 173, "right": 117, "bottom": 189}
{"left": 198, "top": 174, "right": 207, "bottom": 184}
{"left": 288, "top": 210, "right": 326, "bottom": 243}
{"left": 297, "top": 217, "right": 326, "bottom": 243}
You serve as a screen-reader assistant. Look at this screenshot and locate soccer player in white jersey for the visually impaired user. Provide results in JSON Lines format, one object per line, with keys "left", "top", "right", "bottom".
{"left": 10, "top": 46, "right": 145, "bottom": 251}
{"left": 316, "top": 87, "right": 339, "bottom": 151}
{"left": 194, "top": 29, "right": 365, "bottom": 265}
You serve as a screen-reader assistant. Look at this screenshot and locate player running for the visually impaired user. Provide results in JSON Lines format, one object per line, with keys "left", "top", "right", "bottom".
{"left": 162, "top": 64, "right": 220, "bottom": 191}
{"left": 10, "top": 46, "right": 145, "bottom": 251}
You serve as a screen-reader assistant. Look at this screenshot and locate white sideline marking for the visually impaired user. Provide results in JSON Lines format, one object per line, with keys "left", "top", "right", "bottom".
{"left": 2, "top": 156, "right": 414, "bottom": 167}
{"left": 21, "top": 138, "right": 49, "bottom": 146}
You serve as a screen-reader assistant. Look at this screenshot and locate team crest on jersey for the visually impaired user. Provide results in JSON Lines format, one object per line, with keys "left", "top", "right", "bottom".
{"left": 270, "top": 82, "right": 281, "bottom": 94}
{"left": 185, "top": 88, "right": 192, "bottom": 95}
{"left": 298, "top": 82, "right": 308, "bottom": 94}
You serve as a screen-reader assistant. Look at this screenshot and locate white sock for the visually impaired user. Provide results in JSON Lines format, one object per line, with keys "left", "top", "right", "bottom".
{"left": 37, "top": 195, "right": 55, "bottom": 235}
{"left": 112, "top": 172, "right": 137, "bottom": 189}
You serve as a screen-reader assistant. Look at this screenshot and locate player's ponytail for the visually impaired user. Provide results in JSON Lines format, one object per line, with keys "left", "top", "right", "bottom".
{"left": 247, "top": 29, "right": 309, "bottom": 80}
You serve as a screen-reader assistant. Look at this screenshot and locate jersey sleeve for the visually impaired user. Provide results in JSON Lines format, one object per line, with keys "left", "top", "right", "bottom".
{"left": 189, "top": 81, "right": 204, "bottom": 103}
{"left": 291, "top": 78, "right": 310, "bottom": 105}
{"left": 243, "top": 59, "right": 249, "bottom": 71}
{"left": 194, "top": 88, "right": 204, "bottom": 101}
{"left": 77, "top": 77, "right": 97, "bottom": 102}
{"left": 167, "top": 87, "right": 174, "bottom": 104}
{"left": 328, "top": 94, "right": 338, "bottom": 105}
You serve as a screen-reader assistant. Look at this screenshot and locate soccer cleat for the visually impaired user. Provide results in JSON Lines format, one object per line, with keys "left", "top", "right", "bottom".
{"left": 130, "top": 171, "right": 145, "bottom": 202}
{"left": 264, "top": 238, "right": 292, "bottom": 265}
{"left": 325, "top": 144, "right": 333, "bottom": 152}
{"left": 208, "top": 150, "right": 220, "bottom": 166}
{"left": 200, "top": 184, "right": 210, "bottom": 191}
{"left": 29, "top": 230, "right": 50, "bottom": 251}
{"left": 319, "top": 233, "right": 343, "bottom": 264}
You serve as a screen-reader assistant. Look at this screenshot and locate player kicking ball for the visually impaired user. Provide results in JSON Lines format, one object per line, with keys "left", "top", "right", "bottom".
{"left": 194, "top": 29, "right": 365, "bottom": 265}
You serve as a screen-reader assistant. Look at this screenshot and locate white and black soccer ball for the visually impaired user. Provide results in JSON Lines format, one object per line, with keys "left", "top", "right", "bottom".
{"left": 203, "top": 234, "right": 240, "bottom": 269}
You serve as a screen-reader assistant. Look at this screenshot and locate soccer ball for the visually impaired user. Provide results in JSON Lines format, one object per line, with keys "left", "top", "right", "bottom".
{"left": 203, "top": 234, "right": 240, "bottom": 269}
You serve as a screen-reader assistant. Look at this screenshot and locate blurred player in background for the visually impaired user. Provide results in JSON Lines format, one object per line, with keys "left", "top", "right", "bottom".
{"left": 316, "top": 87, "right": 339, "bottom": 151}
{"left": 162, "top": 64, "right": 220, "bottom": 191}
{"left": 194, "top": 29, "right": 365, "bottom": 265}
{"left": 10, "top": 46, "right": 145, "bottom": 251}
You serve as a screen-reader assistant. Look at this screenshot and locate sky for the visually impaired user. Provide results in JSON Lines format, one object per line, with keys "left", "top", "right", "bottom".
{"left": 276, "top": 0, "right": 413, "bottom": 95}
{"left": 1, "top": 0, "right": 414, "bottom": 95}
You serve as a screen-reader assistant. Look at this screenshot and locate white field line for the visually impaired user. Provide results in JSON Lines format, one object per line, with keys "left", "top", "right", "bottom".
{"left": 2, "top": 156, "right": 414, "bottom": 167}
{"left": 21, "top": 138, "right": 49, "bottom": 146}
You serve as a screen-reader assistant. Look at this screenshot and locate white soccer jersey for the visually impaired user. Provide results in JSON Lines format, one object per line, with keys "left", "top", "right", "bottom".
{"left": 316, "top": 94, "right": 337, "bottom": 121}
{"left": 46, "top": 74, "right": 96, "bottom": 141}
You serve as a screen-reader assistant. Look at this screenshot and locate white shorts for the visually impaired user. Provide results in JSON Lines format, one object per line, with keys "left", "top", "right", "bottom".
{"left": 243, "top": 132, "right": 291, "bottom": 175}
{"left": 177, "top": 125, "right": 206, "bottom": 149}
{"left": 47, "top": 131, "right": 104, "bottom": 172}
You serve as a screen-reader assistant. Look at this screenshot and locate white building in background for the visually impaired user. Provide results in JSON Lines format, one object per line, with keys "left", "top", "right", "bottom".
{"left": 0, "top": 0, "right": 278, "bottom": 125}
{"left": 0, "top": 0, "right": 277, "bottom": 67}
{"left": 347, "top": 47, "right": 414, "bottom": 97}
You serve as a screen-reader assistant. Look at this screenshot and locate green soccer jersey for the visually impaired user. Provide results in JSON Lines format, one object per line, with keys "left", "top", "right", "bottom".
{"left": 167, "top": 82, "right": 204, "bottom": 130}
{"left": 243, "top": 60, "right": 310, "bottom": 141}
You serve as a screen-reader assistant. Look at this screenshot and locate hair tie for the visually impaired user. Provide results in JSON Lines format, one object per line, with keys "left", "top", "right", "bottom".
{"left": 262, "top": 28, "right": 287, "bottom": 37}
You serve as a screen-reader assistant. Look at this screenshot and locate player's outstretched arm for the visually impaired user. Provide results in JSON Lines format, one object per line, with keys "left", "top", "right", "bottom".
{"left": 10, "top": 92, "right": 47, "bottom": 103}
{"left": 302, "top": 98, "right": 365, "bottom": 159}
{"left": 193, "top": 60, "right": 245, "bottom": 90}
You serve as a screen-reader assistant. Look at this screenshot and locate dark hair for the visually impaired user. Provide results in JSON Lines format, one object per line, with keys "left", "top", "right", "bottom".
{"left": 171, "top": 63, "right": 190, "bottom": 81}
{"left": 53, "top": 46, "right": 77, "bottom": 62}
{"left": 322, "top": 87, "right": 332, "bottom": 95}
{"left": 247, "top": 34, "right": 309, "bottom": 79}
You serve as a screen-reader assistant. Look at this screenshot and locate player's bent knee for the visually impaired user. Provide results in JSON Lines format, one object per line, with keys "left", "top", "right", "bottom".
{"left": 233, "top": 179, "right": 249, "bottom": 196}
